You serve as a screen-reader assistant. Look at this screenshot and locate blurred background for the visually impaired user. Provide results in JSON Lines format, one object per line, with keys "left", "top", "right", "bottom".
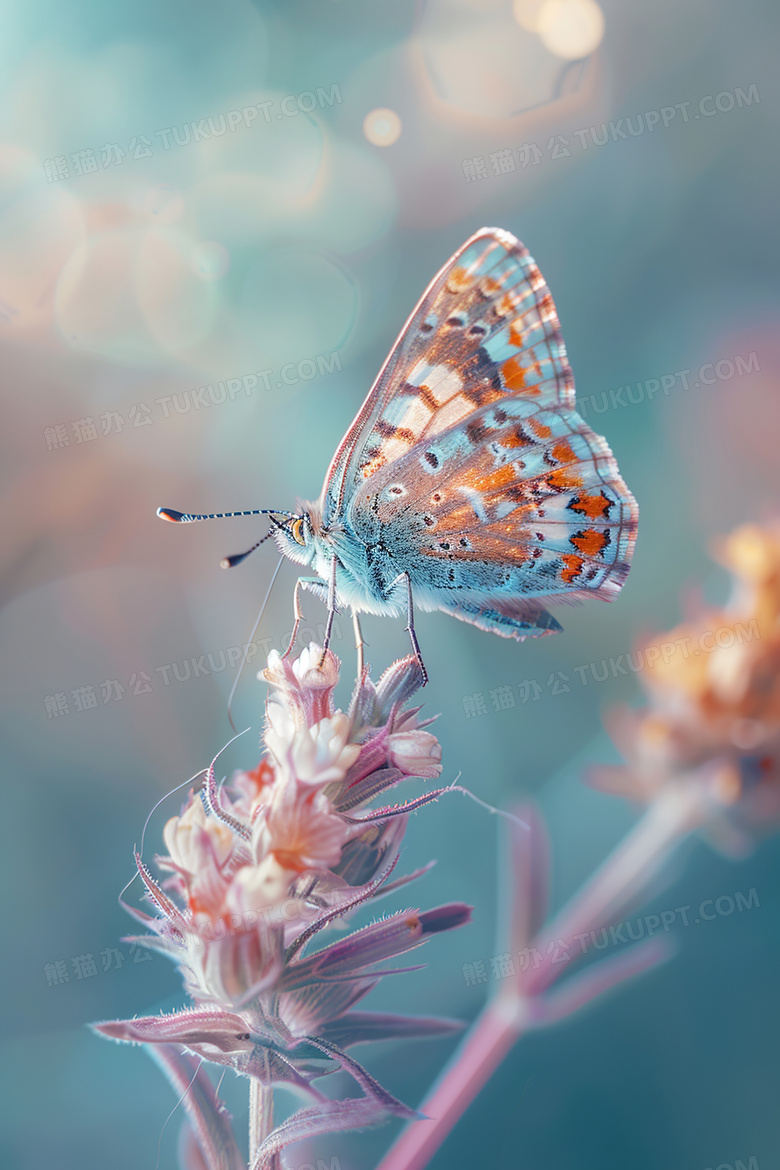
{"left": 1, "top": 0, "right": 778, "bottom": 1167}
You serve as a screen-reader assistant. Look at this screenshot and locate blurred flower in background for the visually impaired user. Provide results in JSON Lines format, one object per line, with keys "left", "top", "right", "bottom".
{"left": 594, "top": 523, "right": 780, "bottom": 853}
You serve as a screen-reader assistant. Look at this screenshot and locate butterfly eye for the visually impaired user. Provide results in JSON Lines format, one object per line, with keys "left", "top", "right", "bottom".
{"left": 290, "top": 517, "right": 306, "bottom": 545}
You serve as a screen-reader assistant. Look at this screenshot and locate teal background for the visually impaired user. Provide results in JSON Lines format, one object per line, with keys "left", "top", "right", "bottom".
{"left": 1, "top": 1, "right": 778, "bottom": 1168}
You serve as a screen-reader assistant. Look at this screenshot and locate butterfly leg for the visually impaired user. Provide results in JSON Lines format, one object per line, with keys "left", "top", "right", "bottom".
{"left": 316, "top": 557, "right": 341, "bottom": 668}
{"left": 282, "top": 576, "right": 329, "bottom": 659}
{"left": 390, "top": 572, "right": 428, "bottom": 686}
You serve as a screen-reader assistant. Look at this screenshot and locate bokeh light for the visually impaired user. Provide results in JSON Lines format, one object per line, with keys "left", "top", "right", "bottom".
{"left": 363, "top": 107, "right": 402, "bottom": 147}
{"left": 417, "top": 0, "right": 589, "bottom": 119}
{"left": 536, "top": 0, "right": 605, "bottom": 59}
{"left": 512, "top": 0, "right": 546, "bottom": 32}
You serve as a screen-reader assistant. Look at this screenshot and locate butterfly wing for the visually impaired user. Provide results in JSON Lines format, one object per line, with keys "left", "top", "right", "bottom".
{"left": 321, "top": 226, "right": 637, "bottom": 631}
{"left": 320, "top": 227, "right": 574, "bottom": 525}
{"left": 348, "top": 393, "right": 636, "bottom": 615}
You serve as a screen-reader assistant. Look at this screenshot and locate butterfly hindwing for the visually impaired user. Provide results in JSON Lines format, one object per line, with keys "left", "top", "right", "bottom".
{"left": 348, "top": 394, "right": 636, "bottom": 605}
{"left": 320, "top": 227, "right": 575, "bottom": 523}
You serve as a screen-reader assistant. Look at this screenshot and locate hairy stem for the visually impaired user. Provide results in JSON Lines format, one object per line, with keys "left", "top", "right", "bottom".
{"left": 249, "top": 1078, "right": 274, "bottom": 1169}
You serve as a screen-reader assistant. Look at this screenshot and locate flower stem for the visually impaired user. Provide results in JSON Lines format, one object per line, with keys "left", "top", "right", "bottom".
{"left": 375, "top": 998, "right": 525, "bottom": 1170}
{"left": 526, "top": 780, "right": 710, "bottom": 996}
{"left": 249, "top": 1079, "right": 274, "bottom": 1168}
{"left": 375, "top": 781, "right": 713, "bottom": 1170}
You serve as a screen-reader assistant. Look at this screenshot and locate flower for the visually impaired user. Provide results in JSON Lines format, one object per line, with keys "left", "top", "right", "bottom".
{"left": 387, "top": 721, "right": 443, "bottom": 780}
{"left": 592, "top": 523, "right": 780, "bottom": 851}
{"left": 94, "top": 645, "right": 469, "bottom": 1169}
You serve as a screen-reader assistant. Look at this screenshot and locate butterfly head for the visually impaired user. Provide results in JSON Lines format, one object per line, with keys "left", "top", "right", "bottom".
{"left": 273, "top": 502, "right": 320, "bottom": 567}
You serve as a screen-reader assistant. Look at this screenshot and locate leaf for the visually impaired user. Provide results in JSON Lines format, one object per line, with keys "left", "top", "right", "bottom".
{"left": 149, "top": 1044, "right": 245, "bottom": 1170}
{"left": 92, "top": 1007, "right": 250, "bottom": 1052}
{"left": 249, "top": 1096, "right": 391, "bottom": 1170}
{"left": 319, "top": 1010, "right": 464, "bottom": 1049}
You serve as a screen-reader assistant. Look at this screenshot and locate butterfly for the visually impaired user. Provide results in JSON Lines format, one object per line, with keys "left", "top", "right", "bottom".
{"left": 159, "top": 227, "right": 638, "bottom": 683}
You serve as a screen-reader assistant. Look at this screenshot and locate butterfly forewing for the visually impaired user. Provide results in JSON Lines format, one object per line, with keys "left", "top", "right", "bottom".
{"left": 320, "top": 227, "right": 576, "bottom": 524}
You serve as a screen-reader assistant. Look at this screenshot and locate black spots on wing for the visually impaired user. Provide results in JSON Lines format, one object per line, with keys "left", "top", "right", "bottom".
{"left": 512, "top": 425, "right": 535, "bottom": 447}
{"left": 466, "top": 420, "right": 488, "bottom": 444}
{"left": 424, "top": 450, "right": 439, "bottom": 468}
{"left": 459, "top": 346, "right": 501, "bottom": 400}
{"left": 375, "top": 420, "right": 414, "bottom": 441}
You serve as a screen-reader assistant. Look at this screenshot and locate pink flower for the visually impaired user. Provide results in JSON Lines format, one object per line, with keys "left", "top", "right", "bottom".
{"left": 95, "top": 644, "right": 468, "bottom": 1169}
{"left": 387, "top": 727, "right": 442, "bottom": 779}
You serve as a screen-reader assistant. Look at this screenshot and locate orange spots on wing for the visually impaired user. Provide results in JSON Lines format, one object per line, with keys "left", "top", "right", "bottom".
{"left": 571, "top": 528, "right": 610, "bottom": 557}
{"left": 361, "top": 455, "right": 386, "bottom": 478}
{"left": 502, "top": 355, "right": 527, "bottom": 391}
{"left": 561, "top": 554, "right": 584, "bottom": 583}
{"left": 547, "top": 467, "right": 583, "bottom": 490}
{"left": 569, "top": 491, "right": 613, "bottom": 520}
{"left": 463, "top": 463, "right": 517, "bottom": 494}
{"left": 550, "top": 439, "right": 575, "bottom": 464}
{"left": 528, "top": 417, "right": 552, "bottom": 439}
{"left": 497, "top": 291, "right": 520, "bottom": 317}
{"left": 508, "top": 321, "right": 524, "bottom": 348}
{"left": 429, "top": 503, "right": 478, "bottom": 535}
{"left": 446, "top": 266, "right": 471, "bottom": 293}
{"left": 501, "top": 426, "right": 533, "bottom": 449}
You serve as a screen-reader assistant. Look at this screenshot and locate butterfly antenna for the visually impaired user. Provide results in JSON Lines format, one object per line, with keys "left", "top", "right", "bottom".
{"left": 220, "top": 526, "right": 277, "bottom": 569}
{"left": 227, "top": 555, "right": 285, "bottom": 733}
{"left": 157, "top": 507, "right": 297, "bottom": 523}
